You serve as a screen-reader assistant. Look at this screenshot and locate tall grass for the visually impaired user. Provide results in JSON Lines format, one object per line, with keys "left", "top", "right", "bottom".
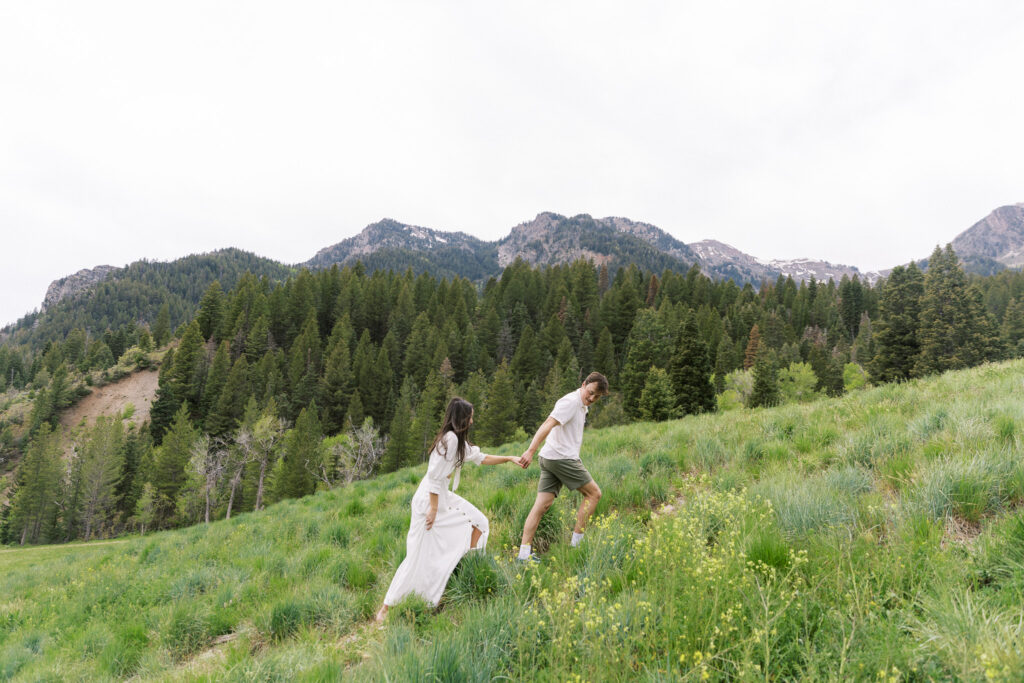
{"left": 5, "top": 360, "right": 1024, "bottom": 679}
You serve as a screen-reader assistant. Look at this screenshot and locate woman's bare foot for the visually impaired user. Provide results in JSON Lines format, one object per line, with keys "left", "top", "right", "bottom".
{"left": 374, "top": 605, "right": 388, "bottom": 624}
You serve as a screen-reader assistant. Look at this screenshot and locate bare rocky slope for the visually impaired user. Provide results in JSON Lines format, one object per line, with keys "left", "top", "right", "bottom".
{"left": 951, "top": 203, "right": 1024, "bottom": 270}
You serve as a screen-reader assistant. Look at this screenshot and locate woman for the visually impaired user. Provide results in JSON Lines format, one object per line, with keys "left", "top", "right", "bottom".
{"left": 375, "top": 397, "right": 522, "bottom": 622}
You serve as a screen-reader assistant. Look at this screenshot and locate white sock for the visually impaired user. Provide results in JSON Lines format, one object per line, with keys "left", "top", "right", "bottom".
{"left": 571, "top": 532, "right": 584, "bottom": 547}
{"left": 518, "top": 544, "right": 532, "bottom": 560}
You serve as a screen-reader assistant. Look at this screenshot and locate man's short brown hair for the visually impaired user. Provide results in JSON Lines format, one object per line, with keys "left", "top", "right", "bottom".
{"left": 584, "top": 371, "right": 609, "bottom": 394}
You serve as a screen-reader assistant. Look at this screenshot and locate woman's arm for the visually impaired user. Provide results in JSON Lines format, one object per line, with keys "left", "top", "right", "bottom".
{"left": 480, "top": 454, "right": 521, "bottom": 466}
{"left": 425, "top": 492, "right": 439, "bottom": 529}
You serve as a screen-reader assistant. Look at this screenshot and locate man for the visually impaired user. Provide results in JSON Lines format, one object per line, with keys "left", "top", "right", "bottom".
{"left": 517, "top": 371, "right": 609, "bottom": 561}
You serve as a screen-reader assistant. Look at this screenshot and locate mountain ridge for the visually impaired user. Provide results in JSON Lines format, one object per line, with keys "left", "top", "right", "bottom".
{"left": 27, "top": 203, "right": 1024, "bottom": 326}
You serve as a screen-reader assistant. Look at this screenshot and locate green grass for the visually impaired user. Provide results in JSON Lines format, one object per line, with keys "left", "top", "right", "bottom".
{"left": 7, "top": 360, "right": 1024, "bottom": 679}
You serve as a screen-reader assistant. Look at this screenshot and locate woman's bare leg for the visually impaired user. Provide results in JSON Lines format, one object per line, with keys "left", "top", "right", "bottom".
{"left": 471, "top": 525, "right": 483, "bottom": 549}
{"left": 374, "top": 604, "right": 388, "bottom": 623}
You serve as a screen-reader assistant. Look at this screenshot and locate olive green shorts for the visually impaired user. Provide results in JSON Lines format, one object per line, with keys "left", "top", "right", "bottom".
{"left": 538, "top": 456, "right": 594, "bottom": 496}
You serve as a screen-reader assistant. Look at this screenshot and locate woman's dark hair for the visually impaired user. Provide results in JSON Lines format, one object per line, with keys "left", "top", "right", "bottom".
{"left": 430, "top": 397, "right": 475, "bottom": 468}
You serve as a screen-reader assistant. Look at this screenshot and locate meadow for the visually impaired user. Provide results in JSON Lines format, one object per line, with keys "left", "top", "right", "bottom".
{"left": 5, "top": 360, "right": 1024, "bottom": 680}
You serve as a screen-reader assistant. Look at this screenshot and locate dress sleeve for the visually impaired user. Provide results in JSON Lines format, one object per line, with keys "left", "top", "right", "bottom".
{"left": 424, "top": 434, "right": 452, "bottom": 495}
{"left": 465, "top": 443, "right": 486, "bottom": 466}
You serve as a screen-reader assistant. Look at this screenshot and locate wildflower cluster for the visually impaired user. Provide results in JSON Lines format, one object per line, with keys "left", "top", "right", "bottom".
{"left": 517, "top": 488, "right": 810, "bottom": 679}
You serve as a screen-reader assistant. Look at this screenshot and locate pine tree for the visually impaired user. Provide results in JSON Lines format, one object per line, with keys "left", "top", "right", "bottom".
{"left": 8, "top": 424, "right": 61, "bottom": 545}
{"left": 838, "top": 275, "right": 865, "bottom": 341}
{"left": 639, "top": 367, "right": 676, "bottom": 421}
{"left": 869, "top": 263, "right": 924, "bottom": 382}
{"left": 197, "top": 281, "right": 226, "bottom": 341}
{"left": 149, "top": 347, "right": 180, "bottom": 444}
{"left": 605, "top": 272, "right": 642, "bottom": 353}
{"left": 288, "top": 312, "right": 322, "bottom": 415}
{"left": 403, "top": 313, "right": 437, "bottom": 389}
{"left": 245, "top": 314, "right": 271, "bottom": 363}
{"left": 115, "top": 428, "right": 149, "bottom": 524}
{"left": 458, "top": 370, "right": 489, "bottom": 416}
{"left": 593, "top": 327, "right": 617, "bottom": 384}
{"left": 200, "top": 341, "right": 231, "bottom": 422}
{"left": 477, "top": 305, "right": 501, "bottom": 367}
{"left": 519, "top": 380, "right": 546, "bottom": 434}
{"left": 620, "top": 310, "right": 672, "bottom": 418}
{"left": 808, "top": 345, "right": 844, "bottom": 397}
{"left": 75, "top": 417, "right": 126, "bottom": 540}
{"left": 364, "top": 347, "right": 394, "bottom": 427}
{"left": 344, "top": 390, "right": 365, "bottom": 431}
{"left": 207, "top": 356, "right": 250, "bottom": 437}
{"left": 382, "top": 379, "right": 416, "bottom": 472}
{"left": 511, "top": 325, "right": 544, "bottom": 384}
{"left": 27, "top": 375, "right": 56, "bottom": 437}
{"left": 63, "top": 328, "right": 87, "bottom": 369}
{"left": 669, "top": 315, "right": 715, "bottom": 416}
{"left": 153, "top": 302, "right": 172, "bottom": 347}
{"left": 481, "top": 361, "right": 517, "bottom": 447}
{"left": 851, "top": 313, "right": 873, "bottom": 365}
{"left": 85, "top": 340, "right": 115, "bottom": 371}
{"left": 320, "top": 331, "right": 353, "bottom": 435}
{"left": 152, "top": 404, "right": 200, "bottom": 526}
{"left": 172, "top": 320, "right": 206, "bottom": 410}
{"left": 388, "top": 282, "right": 416, "bottom": 349}
{"left": 713, "top": 332, "right": 737, "bottom": 393}
{"left": 577, "top": 331, "right": 595, "bottom": 380}
{"left": 411, "top": 370, "right": 446, "bottom": 458}
{"left": 914, "top": 245, "right": 997, "bottom": 376}
{"left": 276, "top": 404, "right": 323, "bottom": 500}
{"left": 748, "top": 356, "right": 780, "bottom": 408}
{"left": 1001, "top": 297, "right": 1024, "bottom": 357}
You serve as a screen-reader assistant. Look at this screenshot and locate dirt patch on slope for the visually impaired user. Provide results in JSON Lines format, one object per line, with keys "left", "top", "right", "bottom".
{"left": 59, "top": 369, "right": 160, "bottom": 434}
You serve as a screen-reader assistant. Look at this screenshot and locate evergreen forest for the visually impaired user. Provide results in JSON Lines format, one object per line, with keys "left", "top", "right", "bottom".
{"left": 4, "top": 243, "right": 1024, "bottom": 546}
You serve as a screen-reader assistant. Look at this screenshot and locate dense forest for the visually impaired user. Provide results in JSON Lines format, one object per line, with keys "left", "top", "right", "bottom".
{"left": 3, "top": 243, "right": 1024, "bottom": 545}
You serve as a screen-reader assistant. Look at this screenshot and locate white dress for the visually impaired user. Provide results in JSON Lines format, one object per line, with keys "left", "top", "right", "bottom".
{"left": 383, "top": 431, "right": 491, "bottom": 607}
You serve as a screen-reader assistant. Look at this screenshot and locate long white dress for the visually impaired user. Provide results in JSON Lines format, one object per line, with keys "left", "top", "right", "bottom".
{"left": 382, "top": 431, "right": 491, "bottom": 607}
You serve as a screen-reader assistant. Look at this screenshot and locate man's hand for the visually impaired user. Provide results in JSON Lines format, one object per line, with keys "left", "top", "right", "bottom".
{"left": 520, "top": 451, "right": 534, "bottom": 468}
{"left": 425, "top": 506, "right": 437, "bottom": 530}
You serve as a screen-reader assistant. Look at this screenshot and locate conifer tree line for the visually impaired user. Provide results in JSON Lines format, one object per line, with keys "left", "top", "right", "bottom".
{"left": 1, "top": 244, "right": 1021, "bottom": 544}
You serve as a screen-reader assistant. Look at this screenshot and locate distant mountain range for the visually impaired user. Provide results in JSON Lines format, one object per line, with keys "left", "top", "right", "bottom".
{"left": 303, "top": 204, "right": 1024, "bottom": 286}
{"left": 17, "top": 203, "right": 1024, "bottom": 336}
{"left": 303, "top": 212, "right": 874, "bottom": 286}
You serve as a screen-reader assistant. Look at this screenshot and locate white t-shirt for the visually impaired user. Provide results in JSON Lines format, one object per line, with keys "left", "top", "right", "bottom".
{"left": 539, "top": 389, "right": 588, "bottom": 461}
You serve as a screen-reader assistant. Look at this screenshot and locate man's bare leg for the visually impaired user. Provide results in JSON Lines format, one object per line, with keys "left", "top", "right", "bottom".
{"left": 520, "top": 492, "right": 556, "bottom": 547}
{"left": 571, "top": 481, "right": 602, "bottom": 545}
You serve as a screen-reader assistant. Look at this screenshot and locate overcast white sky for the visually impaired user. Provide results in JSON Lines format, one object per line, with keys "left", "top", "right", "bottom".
{"left": 2, "top": 1, "right": 1023, "bottom": 327}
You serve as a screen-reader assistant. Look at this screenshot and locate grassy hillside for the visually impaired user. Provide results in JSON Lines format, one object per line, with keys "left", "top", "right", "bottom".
{"left": 5, "top": 361, "right": 1024, "bottom": 680}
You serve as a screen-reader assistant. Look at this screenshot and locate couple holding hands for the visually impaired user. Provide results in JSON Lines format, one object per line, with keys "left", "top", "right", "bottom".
{"left": 375, "top": 372, "right": 609, "bottom": 623}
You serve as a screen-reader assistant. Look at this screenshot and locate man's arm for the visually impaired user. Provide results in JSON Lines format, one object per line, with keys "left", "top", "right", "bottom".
{"left": 520, "top": 416, "right": 560, "bottom": 468}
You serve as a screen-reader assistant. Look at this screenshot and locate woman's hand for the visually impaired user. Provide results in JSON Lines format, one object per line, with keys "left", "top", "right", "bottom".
{"left": 425, "top": 506, "right": 437, "bottom": 530}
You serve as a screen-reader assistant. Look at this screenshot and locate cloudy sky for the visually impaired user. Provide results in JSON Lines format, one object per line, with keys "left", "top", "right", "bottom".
{"left": 2, "top": 2, "right": 1023, "bottom": 327}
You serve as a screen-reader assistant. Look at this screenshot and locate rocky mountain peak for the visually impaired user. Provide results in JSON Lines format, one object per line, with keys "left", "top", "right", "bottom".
{"left": 951, "top": 203, "right": 1024, "bottom": 268}
{"left": 43, "top": 265, "right": 118, "bottom": 311}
